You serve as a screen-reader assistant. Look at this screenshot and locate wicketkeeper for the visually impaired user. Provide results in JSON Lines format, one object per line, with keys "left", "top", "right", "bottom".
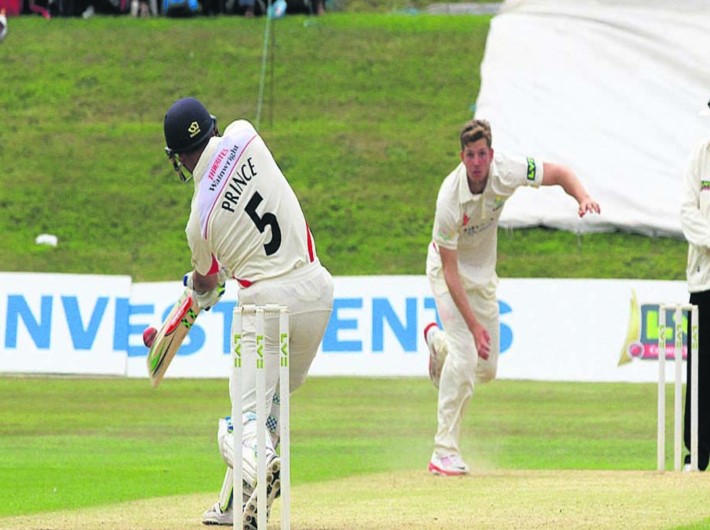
{"left": 162, "top": 97, "right": 334, "bottom": 526}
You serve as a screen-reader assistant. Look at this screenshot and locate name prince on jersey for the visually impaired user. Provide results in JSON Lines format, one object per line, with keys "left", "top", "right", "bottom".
{"left": 199, "top": 132, "right": 259, "bottom": 230}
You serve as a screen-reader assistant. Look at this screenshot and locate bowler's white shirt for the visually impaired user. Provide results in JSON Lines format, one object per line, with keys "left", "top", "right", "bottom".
{"left": 427, "top": 152, "right": 544, "bottom": 292}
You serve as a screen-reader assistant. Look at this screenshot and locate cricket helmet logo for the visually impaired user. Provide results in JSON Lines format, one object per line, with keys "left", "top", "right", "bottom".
{"left": 188, "top": 121, "right": 201, "bottom": 138}
{"left": 163, "top": 97, "right": 216, "bottom": 154}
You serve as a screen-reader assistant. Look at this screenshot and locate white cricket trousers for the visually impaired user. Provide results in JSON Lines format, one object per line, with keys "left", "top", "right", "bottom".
{"left": 429, "top": 278, "right": 499, "bottom": 456}
{"left": 232, "top": 260, "right": 334, "bottom": 447}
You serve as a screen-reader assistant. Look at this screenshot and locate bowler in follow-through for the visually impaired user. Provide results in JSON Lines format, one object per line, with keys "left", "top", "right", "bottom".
{"left": 424, "top": 118, "right": 600, "bottom": 476}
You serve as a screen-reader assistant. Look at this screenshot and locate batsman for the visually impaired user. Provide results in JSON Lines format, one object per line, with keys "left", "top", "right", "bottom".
{"left": 162, "top": 97, "right": 334, "bottom": 527}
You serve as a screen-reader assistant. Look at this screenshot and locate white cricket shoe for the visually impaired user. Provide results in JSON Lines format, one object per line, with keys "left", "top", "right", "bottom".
{"left": 202, "top": 479, "right": 253, "bottom": 526}
{"left": 424, "top": 322, "right": 446, "bottom": 389}
{"left": 428, "top": 453, "right": 470, "bottom": 476}
{"left": 202, "top": 501, "right": 233, "bottom": 526}
{"left": 243, "top": 453, "right": 281, "bottom": 530}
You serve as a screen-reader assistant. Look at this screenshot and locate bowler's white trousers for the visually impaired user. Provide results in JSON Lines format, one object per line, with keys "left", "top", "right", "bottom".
{"left": 428, "top": 276, "right": 500, "bottom": 456}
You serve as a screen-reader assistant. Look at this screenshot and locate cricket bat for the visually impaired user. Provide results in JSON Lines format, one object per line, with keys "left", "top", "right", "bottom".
{"left": 145, "top": 287, "right": 201, "bottom": 388}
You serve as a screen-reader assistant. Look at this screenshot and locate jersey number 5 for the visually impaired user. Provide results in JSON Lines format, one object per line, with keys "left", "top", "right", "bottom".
{"left": 245, "top": 191, "right": 282, "bottom": 256}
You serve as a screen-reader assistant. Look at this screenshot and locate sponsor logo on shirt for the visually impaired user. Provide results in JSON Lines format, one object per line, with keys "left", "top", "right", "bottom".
{"left": 701, "top": 180, "right": 710, "bottom": 191}
{"left": 437, "top": 230, "right": 454, "bottom": 243}
{"left": 198, "top": 132, "right": 257, "bottom": 237}
{"left": 208, "top": 145, "right": 240, "bottom": 192}
{"left": 463, "top": 218, "right": 494, "bottom": 235}
{"left": 526, "top": 157, "right": 536, "bottom": 181}
{"left": 487, "top": 196, "right": 506, "bottom": 212}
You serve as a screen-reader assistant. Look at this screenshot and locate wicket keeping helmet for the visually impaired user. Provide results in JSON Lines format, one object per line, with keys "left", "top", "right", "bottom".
{"left": 163, "top": 97, "right": 216, "bottom": 154}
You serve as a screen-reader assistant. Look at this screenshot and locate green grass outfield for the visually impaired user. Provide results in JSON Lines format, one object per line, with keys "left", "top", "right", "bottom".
{"left": 0, "top": 376, "right": 709, "bottom": 529}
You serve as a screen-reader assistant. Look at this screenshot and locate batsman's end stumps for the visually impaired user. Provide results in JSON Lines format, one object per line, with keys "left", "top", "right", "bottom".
{"left": 143, "top": 326, "right": 157, "bottom": 348}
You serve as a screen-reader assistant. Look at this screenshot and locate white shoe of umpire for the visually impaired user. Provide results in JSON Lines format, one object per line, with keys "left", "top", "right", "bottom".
{"left": 424, "top": 322, "right": 446, "bottom": 389}
{"left": 428, "top": 453, "right": 470, "bottom": 476}
{"left": 202, "top": 501, "right": 233, "bottom": 526}
{"left": 243, "top": 453, "right": 281, "bottom": 530}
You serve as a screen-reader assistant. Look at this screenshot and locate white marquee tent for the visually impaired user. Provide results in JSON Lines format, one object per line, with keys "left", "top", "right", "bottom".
{"left": 475, "top": 0, "right": 710, "bottom": 237}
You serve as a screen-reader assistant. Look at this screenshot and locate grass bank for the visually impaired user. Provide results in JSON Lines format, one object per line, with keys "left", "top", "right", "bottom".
{"left": 0, "top": 14, "right": 687, "bottom": 281}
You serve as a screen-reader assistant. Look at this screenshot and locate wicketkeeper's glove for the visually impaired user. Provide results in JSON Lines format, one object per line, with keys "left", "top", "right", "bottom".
{"left": 183, "top": 268, "right": 229, "bottom": 311}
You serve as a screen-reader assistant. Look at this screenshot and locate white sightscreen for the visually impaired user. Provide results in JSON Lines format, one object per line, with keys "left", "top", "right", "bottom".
{"left": 475, "top": 0, "right": 710, "bottom": 237}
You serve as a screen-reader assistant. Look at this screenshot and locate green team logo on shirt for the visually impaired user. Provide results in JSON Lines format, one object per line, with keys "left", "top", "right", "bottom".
{"left": 526, "top": 157, "right": 536, "bottom": 181}
{"left": 437, "top": 229, "right": 454, "bottom": 243}
{"left": 701, "top": 180, "right": 710, "bottom": 190}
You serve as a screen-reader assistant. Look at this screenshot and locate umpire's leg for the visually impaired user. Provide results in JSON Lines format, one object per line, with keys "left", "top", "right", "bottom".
{"left": 686, "top": 290, "right": 710, "bottom": 471}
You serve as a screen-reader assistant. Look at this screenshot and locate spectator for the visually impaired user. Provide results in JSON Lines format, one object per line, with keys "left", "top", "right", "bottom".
{"left": 80, "top": 0, "right": 133, "bottom": 17}
{"left": 0, "top": 9, "right": 7, "bottom": 42}
{"left": 235, "top": 0, "right": 324, "bottom": 17}
{"left": 129, "top": 0, "right": 151, "bottom": 16}
{"left": 237, "top": 0, "right": 260, "bottom": 17}
{"left": 25, "top": 0, "right": 51, "bottom": 19}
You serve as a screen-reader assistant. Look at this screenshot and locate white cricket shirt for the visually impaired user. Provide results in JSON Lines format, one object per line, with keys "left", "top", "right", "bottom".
{"left": 186, "top": 120, "right": 315, "bottom": 284}
{"left": 427, "top": 152, "right": 543, "bottom": 291}
{"left": 681, "top": 137, "right": 710, "bottom": 293}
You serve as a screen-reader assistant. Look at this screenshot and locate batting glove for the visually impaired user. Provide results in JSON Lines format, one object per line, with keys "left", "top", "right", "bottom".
{"left": 183, "top": 269, "right": 228, "bottom": 311}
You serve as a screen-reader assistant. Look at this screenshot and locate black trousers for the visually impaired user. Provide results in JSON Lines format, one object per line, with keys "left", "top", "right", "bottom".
{"left": 685, "top": 290, "right": 710, "bottom": 470}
